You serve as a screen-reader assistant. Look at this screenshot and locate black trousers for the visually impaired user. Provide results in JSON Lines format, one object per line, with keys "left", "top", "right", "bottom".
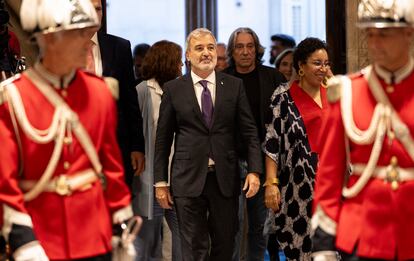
{"left": 174, "top": 171, "right": 238, "bottom": 261}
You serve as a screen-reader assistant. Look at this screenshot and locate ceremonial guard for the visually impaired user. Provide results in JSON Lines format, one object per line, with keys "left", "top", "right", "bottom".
{"left": 0, "top": 0, "right": 138, "bottom": 260}
{"left": 312, "top": 0, "right": 414, "bottom": 260}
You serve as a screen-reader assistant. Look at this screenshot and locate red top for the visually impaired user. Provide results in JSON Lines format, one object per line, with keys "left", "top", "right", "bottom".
{"left": 289, "top": 80, "right": 328, "bottom": 156}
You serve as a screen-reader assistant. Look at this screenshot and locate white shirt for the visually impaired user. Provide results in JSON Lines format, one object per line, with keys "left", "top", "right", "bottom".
{"left": 191, "top": 70, "right": 216, "bottom": 166}
{"left": 91, "top": 33, "right": 103, "bottom": 76}
{"left": 191, "top": 70, "right": 216, "bottom": 107}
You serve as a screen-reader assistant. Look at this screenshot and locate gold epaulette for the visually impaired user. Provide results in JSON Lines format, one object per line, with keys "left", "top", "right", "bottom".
{"left": 104, "top": 77, "right": 119, "bottom": 100}
{"left": 326, "top": 75, "right": 342, "bottom": 103}
{"left": 0, "top": 74, "right": 21, "bottom": 105}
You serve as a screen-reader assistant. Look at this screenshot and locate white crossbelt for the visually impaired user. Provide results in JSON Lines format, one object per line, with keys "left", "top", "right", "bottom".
{"left": 19, "top": 169, "right": 98, "bottom": 196}
{"left": 351, "top": 164, "right": 414, "bottom": 181}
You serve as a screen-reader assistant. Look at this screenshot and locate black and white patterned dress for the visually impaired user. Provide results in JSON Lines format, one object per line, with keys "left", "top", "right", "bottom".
{"left": 263, "top": 83, "right": 318, "bottom": 260}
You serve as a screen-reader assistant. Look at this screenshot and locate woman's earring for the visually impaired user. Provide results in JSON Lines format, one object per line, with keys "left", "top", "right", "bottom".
{"left": 298, "top": 69, "right": 305, "bottom": 77}
{"left": 321, "top": 76, "right": 328, "bottom": 88}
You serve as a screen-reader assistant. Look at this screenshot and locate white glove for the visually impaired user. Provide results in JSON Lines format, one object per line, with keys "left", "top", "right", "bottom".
{"left": 111, "top": 236, "right": 136, "bottom": 261}
{"left": 312, "top": 251, "right": 339, "bottom": 261}
{"left": 13, "top": 241, "right": 49, "bottom": 261}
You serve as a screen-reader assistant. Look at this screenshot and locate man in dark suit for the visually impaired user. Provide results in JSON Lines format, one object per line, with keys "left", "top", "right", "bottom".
{"left": 154, "top": 28, "right": 263, "bottom": 261}
{"left": 223, "top": 27, "right": 285, "bottom": 261}
{"left": 89, "top": 0, "right": 145, "bottom": 187}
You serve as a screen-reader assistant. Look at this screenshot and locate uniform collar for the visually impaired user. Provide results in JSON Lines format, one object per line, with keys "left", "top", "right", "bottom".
{"left": 374, "top": 57, "right": 414, "bottom": 85}
{"left": 34, "top": 62, "right": 76, "bottom": 89}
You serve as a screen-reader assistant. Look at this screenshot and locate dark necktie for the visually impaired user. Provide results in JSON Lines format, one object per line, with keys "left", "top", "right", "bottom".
{"left": 199, "top": 80, "right": 214, "bottom": 128}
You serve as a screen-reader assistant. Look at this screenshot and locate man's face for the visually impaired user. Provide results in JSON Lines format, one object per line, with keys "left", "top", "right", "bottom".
{"left": 232, "top": 32, "right": 256, "bottom": 73}
{"left": 186, "top": 33, "right": 217, "bottom": 77}
{"left": 271, "top": 40, "right": 285, "bottom": 59}
{"left": 134, "top": 56, "right": 144, "bottom": 79}
{"left": 90, "top": 0, "right": 103, "bottom": 32}
{"left": 44, "top": 28, "right": 93, "bottom": 70}
{"left": 215, "top": 44, "right": 228, "bottom": 71}
{"left": 366, "top": 27, "right": 413, "bottom": 71}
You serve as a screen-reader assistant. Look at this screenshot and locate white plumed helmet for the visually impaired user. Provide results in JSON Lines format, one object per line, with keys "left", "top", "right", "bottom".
{"left": 20, "top": 0, "right": 99, "bottom": 36}
{"left": 357, "top": 0, "right": 414, "bottom": 28}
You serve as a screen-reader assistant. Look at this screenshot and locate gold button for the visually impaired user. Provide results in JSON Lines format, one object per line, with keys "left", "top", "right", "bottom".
{"left": 61, "top": 89, "right": 68, "bottom": 97}
{"left": 386, "top": 85, "right": 394, "bottom": 93}
{"left": 63, "top": 161, "right": 70, "bottom": 170}
{"left": 63, "top": 136, "right": 72, "bottom": 145}
{"left": 390, "top": 156, "right": 398, "bottom": 166}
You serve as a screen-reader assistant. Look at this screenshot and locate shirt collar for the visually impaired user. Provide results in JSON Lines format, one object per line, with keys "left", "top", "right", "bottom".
{"left": 34, "top": 61, "right": 76, "bottom": 89}
{"left": 91, "top": 32, "right": 98, "bottom": 46}
{"left": 147, "top": 78, "right": 163, "bottom": 94}
{"left": 374, "top": 57, "right": 414, "bottom": 84}
{"left": 191, "top": 70, "right": 216, "bottom": 86}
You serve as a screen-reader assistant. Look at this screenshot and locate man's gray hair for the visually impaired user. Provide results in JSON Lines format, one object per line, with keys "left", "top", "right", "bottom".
{"left": 185, "top": 28, "right": 217, "bottom": 53}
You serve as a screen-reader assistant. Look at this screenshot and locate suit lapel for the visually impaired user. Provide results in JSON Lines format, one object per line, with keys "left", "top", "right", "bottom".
{"left": 211, "top": 72, "right": 224, "bottom": 128}
{"left": 97, "top": 32, "right": 112, "bottom": 76}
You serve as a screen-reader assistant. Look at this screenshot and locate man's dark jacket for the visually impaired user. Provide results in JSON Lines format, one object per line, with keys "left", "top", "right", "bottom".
{"left": 98, "top": 32, "right": 145, "bottom": 186}
{"left": 154, "top": 72, "right": 263, "bottom": 197}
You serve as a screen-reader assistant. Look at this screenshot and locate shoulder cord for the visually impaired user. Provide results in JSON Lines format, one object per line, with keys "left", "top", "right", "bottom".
{"left": 340, "top": 66, "right": 414, "bottom": 198}
{"left": 5, "top": 68, "right": 102, "bottom": 201}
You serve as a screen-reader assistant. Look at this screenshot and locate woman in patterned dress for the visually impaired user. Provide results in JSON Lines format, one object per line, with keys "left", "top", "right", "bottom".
{"left": 262, "top": 37, "right": 331, "bottom": 260}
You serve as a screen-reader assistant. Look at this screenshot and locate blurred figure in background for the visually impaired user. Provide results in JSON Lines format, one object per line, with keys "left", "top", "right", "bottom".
{"left": 215, "top": 42, "right": 228, "bottom": 71}
{"left": 134, "top": 40, "right": 183, "bottom": 261}
{"left": 88, "top": 0, "right": 145, "bottom": 189}
{"left": 133, "top": 43, "right": 151, "bottom": 81}
{"left": 275, "top": 48, "right": 294, "bottom": 82}
{"left": 269, "top": 34, "right": 296, "bottom": 65}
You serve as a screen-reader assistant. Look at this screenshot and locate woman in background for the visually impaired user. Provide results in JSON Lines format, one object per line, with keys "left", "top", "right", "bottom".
{"left": 133, "top": 40, "right": 183, "bottom": 261}
{"left": 275, "top": 48, "right": 294, "bottom": 82}
{"left": 263, "top": 37, "right": 330, "bottom": 260}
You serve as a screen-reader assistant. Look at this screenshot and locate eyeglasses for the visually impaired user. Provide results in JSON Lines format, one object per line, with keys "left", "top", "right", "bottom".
{"left": 309, "top": 60, "right": 331, "bottom": 69}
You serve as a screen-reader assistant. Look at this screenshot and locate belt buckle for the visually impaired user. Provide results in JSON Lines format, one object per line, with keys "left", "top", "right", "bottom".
{"left": 386, "top": 157, "right": 400, "bottom": 190}
{"left": 55, "top": 175, "right": 72, "bottom": 196}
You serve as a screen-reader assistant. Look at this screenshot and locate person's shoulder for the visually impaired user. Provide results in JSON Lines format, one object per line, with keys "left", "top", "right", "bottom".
{"left": 100, "top": 32, "right": 130, "bottom": 44}
{"left": 162, "top": 75, "right": 188, "bottom": 92}
{"left": 217, "top": 70, "right": 242, "bottom": 83}
{"left": 268, "top": 82, "right": 291, "bottom": 107}
{"left": 81, "top": 71, "right": 120, "bottom": 100}
{"left": 98, "top": 32, "right": 131, "bottom": 51}
{"left": 349, "top": 70, "right": 364, "bottom": 80}
{"left": 80, "top": 70, "right": 106, "bottom": 82}
{"left": 0, "top": 74, "right": 22, "bottom": 106}
{"left": 257, "top": 64, "right": 285, "bottom": 80}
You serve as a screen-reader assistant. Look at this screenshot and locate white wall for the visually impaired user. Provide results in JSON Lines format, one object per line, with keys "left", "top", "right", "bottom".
{"left": 106, "top": 0, "right": 327, "bottom": 65}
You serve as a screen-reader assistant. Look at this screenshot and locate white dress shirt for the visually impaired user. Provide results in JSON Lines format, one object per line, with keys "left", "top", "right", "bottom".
{"left": 91, "top": 33, "right": 103, "bottom": 77}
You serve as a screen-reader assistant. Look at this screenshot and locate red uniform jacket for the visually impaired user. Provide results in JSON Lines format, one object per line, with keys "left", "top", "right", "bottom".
{"left": 314, "top": 70, "right": 414, "bottom": 260}
{"left": 0, "top": 70, "right": 131, "bottom": 259}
